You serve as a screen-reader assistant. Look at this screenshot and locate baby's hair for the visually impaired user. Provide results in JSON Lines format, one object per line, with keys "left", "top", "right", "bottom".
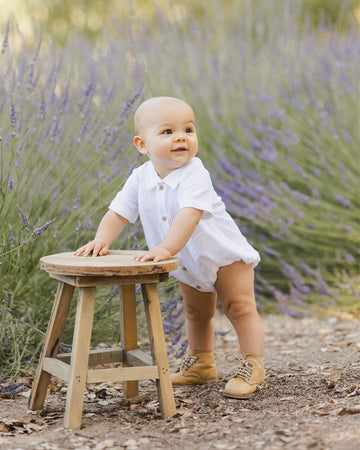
{"left": 134, "top": 96, "right": 192, "bottom": 136}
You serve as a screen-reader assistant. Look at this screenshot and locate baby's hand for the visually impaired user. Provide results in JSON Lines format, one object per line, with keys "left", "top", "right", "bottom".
{"left": 74, "top": 238, "right": 109, "bottom": 257}
{"left": 134, "top": 246, "right": 172, "bottom": 262}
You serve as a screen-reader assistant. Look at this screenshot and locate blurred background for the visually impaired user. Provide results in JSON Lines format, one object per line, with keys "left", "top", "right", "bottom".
{"left": 1, "top": 0, "right": 359, "bottom": 45}
{"left": 0, "top": 0, "right": 359, "bottom": 378}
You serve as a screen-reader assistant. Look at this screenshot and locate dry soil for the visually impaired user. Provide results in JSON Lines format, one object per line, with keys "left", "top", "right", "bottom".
{"left": 1, "top": 313, "right": 359, "bottom": 450}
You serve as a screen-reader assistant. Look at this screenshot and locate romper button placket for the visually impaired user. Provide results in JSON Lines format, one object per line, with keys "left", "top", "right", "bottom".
{"left": 158, "top": 184, "right": 167, "bottom": 221}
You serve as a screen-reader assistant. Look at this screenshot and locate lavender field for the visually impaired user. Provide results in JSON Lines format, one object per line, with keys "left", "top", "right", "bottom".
{"left": 0, "top": 1, "right": 359, "bottom": 378}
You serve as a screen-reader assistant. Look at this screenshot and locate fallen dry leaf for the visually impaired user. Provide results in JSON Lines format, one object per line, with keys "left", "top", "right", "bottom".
{"left": 123, "top": 438, "right": 137, "bottom": 447}
{"left": 175, "top": 407, "right": 193, "bottom": 419}
{"left": 327, "top": 372, "right": 342, "bottom": 388}
{"left": 230, "top": 417, "right": 245, "bottom": 423}
{"left": 95, "top": 438, "right": 116, "bottom": 449}
{"left": 313, "top": 408, "right": 331, "bottom": 416}
{"left": 179, "top": 398, "right": 196, "bottom": 404}
{"left": 0, "top": 418, "right": 46, "bottom": 436}
{"left": 330, "top": 407, "right": 347, "bottom": 416}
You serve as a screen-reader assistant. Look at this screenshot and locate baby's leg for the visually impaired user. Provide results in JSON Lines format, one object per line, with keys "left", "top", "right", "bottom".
{"left": 171, "top": 282, "right": 217, "bottom": 386}
{"left": 178, "top": 282, "right": 217, "bottom": 352}
{"left": 215, "top": 261, "right": 264, "bottom": 356}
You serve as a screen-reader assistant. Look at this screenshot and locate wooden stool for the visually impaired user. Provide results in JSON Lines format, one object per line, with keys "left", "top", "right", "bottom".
{"left": 28, "top": 250, "right": 178, "bottom": 429}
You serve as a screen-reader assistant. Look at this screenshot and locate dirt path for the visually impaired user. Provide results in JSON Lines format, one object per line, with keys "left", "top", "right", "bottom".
{"left": 1, "top": 313, "right": 359, "bottom": 450}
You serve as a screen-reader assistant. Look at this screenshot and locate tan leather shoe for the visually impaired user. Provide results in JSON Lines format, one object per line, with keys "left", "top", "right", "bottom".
{"left": 224, "top": 354, "right": 265, "bottom": 399}
{"left": 171, "top": 348, "right": 217, "bottom": 386}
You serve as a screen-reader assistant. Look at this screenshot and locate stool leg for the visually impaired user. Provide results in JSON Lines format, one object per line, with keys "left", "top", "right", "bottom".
{"left": 64, "top": 287, "right": 96, "bottom": 429}
{"left": 29, "top": 282, "right": 75, "bottom": 410}
{"left": 119, "top": 284, "right": 138, "bottom": 398}
{"left": 141, "top": 283, "right": 176, "bottom": 419}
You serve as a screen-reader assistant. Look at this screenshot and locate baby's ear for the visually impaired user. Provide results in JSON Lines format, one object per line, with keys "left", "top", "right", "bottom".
{"left": 133, "top": 136, "right": 147, "bottom": 154}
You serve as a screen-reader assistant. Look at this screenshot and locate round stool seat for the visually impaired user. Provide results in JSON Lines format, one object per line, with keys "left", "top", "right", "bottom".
{"left": 40, "top": 250, "right": 178, "bottom": 277}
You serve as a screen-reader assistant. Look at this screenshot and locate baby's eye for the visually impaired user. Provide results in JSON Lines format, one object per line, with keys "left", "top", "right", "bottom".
{"left": 162, "top": 129, "right": 172, "bottom": 135}
{"left": 186, "top": 127, "right": 193, "bottom": 133}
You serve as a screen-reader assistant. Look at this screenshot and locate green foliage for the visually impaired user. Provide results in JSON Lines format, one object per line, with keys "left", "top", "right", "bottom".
{"left": 0, "top": 32, "right": 143, "bottom": 378}
{"left": 0, "top": 0, "right": 359, "bottom": 379}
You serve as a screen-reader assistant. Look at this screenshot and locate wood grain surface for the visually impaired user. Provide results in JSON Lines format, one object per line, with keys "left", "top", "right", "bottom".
{"left": 40, "top": 250, "right": 178, "bottom": 276}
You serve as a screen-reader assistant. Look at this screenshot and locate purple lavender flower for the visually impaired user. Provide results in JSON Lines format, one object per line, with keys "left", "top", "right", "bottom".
{"left": 8, "top": 224, "right": 15, "bottom": 248}
{"left": 2, "top": 21, "right": 9, "bottom": 53}
{"left": 7, "top": 177, "right": 14, "bottom": 193}
{"left": 291, "top": 97, "right": 304, "bottom": 112}
{"left": 0, "top": 382, "right": 26, "bottom": 398}
{"left": 84, "top": 81, "right": 94, "bottom": 97}
{"left": 290, "top": 190, "right": 311, "bottom": 204}
{"left": 61, "top": 81, "right": 70, "bottom": 110}
{"left": 52, "top": 119, "right": 59, "bottom": 138}
{"left": 126, "top": 163, "right": 136, "bottom": 177}
{"left": 171, "top": 334, "right": 181, "bottom": 345}
{"left": 263, "top": 247, "right": 278, "bottom": 256}
{"left": 335, "top": 194, "right": 351, "bottom": 207}
{"left": 80, "top": 120, "right": 88, "bottom": 136}
{"left": 73, "top": 184, "right": 81, "bottom": 210}
{"left": 10, "top": 103, "right": 17, "bottom": 127}
{"left": 31, "top": 218, "right": 56, "bottom": 239}
{"left": 16, "top": 204, "right": 30, "bottom": 232}
{"left": 82, "top": 220, "right": 92, "bottom": 229}
{"left": 259, "top": 151, "right": 277, "bottom": 163}
{"left": 175, "top": 339, "right": 189, "bottom": 358}
{"left": 317, "top": 281, "right": 330, "bottom": 296}
{"left": 39, "top": 94, "right": 46, "bottom": 120}
{"left": 257, "top": 89, "right": 274, "bottom": 104}
{"left": 215, "top": 330, "right": 230, "bottom": 336}
{"left": 59, "top": 345, "right": 72, "bottom": 353}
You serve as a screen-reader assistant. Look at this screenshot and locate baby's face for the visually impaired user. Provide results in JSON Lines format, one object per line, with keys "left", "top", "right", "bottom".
{"left": 134, "top": 99, "right": 198, "bottom": 179}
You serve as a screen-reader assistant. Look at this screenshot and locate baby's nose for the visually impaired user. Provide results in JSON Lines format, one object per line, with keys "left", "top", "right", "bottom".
{"left": 175, "top": 133, "right": 186, "bottom": 141}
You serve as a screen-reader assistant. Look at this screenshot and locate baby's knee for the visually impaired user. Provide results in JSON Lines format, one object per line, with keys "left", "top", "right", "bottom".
{"left": 222, "top": 296, "right": 256, "bottom": 321}
{"left": 184, "top": 303, "right": 213, "bottom": 323}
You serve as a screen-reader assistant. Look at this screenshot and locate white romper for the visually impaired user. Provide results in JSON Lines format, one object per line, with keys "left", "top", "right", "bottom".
{"left": 109, "top": 157, "right": 260, "bottom": 292}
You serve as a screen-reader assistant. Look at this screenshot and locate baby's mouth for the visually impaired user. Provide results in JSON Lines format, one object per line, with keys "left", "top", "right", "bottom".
{"left": 172, "top": 147, "right": 187, "bottom": 152}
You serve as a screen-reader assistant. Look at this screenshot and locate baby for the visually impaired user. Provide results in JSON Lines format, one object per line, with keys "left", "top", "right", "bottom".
{"left": 75, "top": 96, "right": 265, "bottom": 398}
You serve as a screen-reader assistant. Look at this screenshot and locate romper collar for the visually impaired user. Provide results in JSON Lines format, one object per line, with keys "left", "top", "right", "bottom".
{"left": 145, "top": 162, "right": 185, "bottom": 190}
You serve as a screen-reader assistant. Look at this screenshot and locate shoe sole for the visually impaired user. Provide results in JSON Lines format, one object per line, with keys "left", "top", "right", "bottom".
{"left": 223, "top": 391, "right": 254, "bottom": 399}
{"left": 172, "top": 377, "right": 218, "bottom": 387}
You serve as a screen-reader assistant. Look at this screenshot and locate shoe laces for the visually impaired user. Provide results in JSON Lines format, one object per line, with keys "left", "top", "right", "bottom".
{"left": 179, "top": 355, "right": 198, "bottom": 375}
{"left": 177, "top": 347, "right": 199, "bottom": 375}
{"left": 225, "top": 354, "right": 260, "bottom": 382}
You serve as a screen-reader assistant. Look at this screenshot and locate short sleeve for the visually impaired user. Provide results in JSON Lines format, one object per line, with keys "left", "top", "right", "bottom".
{"left": 178, "top": 159, "right": 216, "bottom": 218}
{"left": 109, "top": 169, "right": 139, "bottom": 223}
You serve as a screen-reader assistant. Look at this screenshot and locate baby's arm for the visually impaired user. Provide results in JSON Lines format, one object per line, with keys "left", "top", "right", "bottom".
{"left": 74, "top": 210, "right": 128, "bottom": 257}
{"left": 134, "top": 207, "right": 203, "bottom": 262}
